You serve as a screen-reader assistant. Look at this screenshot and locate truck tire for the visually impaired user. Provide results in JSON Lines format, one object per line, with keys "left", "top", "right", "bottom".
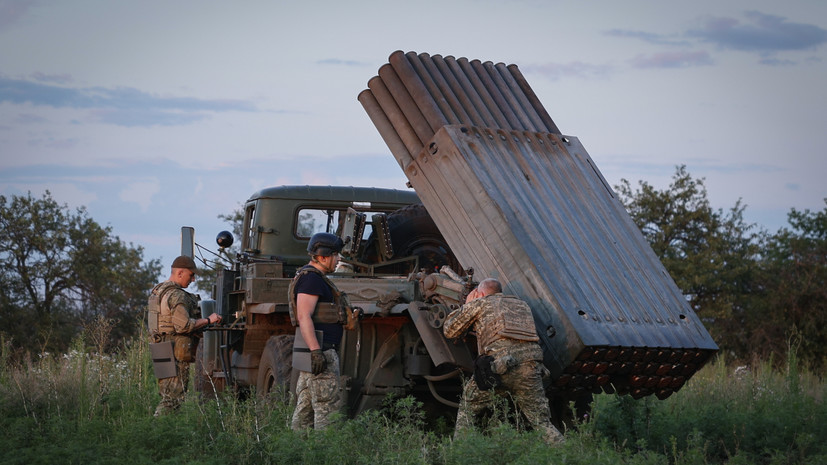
{"left": 256, "top": 334, "right": 294, "bottom": 400}
{"left": 363, "top": 203, "right": 460, "bottom": 274}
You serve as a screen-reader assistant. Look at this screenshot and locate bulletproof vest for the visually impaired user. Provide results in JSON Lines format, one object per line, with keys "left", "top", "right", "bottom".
{"left": 475, "top": 294, "right": 540, "bottom": 352}
{"left": 287, "top": 265, "right": 347, "bottom": 327}
{"left": 148, "top": 281, "right": 197, "bottom": 336}
{"left": 147, "top": 281, "right": 177, "bottom": 336}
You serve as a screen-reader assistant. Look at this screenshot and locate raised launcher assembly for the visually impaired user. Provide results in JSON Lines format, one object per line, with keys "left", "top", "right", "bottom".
{"left": 359, "top": 51, "right": 719, "bottom": 400}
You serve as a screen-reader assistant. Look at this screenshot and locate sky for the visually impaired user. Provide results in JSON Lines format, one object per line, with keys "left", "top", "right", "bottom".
{"left": 1, "top": 0, "right": 826, "bottom": 269}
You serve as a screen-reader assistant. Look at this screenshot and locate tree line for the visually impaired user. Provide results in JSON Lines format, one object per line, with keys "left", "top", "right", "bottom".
{"left": 1, "top": 167, "right": 824, "bottom": 372}
{"left": 616, "top": 165, "right": 826, "bottom": 372}
{"left": 0, "top": 191, "right": 160, "bottom": 354}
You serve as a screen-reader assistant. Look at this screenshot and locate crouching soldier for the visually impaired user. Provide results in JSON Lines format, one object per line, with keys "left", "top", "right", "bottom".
{"left": 443, "top": 278, "right": 564, "bottom": 444}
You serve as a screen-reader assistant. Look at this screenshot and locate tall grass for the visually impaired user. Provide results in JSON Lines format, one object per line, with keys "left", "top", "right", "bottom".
{"left": 588, "top": 352, "right": 827, "bottom": 464}
{"left": 1, "top": 324, "right": 825, "bottom": 464}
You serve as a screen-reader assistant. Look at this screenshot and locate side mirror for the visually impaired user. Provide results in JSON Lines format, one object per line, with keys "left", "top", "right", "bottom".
{"left": 181, "top": 226, "right": 195, "bottom": 258}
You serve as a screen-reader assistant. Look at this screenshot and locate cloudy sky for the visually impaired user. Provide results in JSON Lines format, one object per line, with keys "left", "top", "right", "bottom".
{"left": 1, "top": 0, "right": 825, "bottom": 267}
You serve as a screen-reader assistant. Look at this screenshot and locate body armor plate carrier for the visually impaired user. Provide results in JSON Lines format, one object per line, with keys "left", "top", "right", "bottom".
{"left": 288, "top": 265, "right": 362, "bottom": 330}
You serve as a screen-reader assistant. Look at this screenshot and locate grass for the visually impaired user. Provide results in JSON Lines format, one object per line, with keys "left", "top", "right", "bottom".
{"left": 588, "top": 353, "right": 827, "bottom": 464}
{"left": 1, "top": 329, "right": 825, "bottom": 465}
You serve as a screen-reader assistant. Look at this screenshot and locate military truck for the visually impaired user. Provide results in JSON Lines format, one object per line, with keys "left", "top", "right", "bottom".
{"left": 192, "top": 185, "right": 475, "bottom": 417}
{"left": 188, "top": 51, "right": 718, "bottom": 425}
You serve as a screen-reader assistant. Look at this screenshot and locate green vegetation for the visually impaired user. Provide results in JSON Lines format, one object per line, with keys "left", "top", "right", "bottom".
{"left": 1, "top": 329, "right": 824, "bottom": 465}
{"left": 616, "top": 166, "right": 827, "bottom": 372}
{"left": 0, "top": 191, "right": 161, "bottom": 354}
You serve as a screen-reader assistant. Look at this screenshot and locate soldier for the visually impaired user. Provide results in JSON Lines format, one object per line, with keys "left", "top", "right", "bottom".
{"left": 289, "top": 232, "right": 346, "bottom": 430}
{"left": 148, "top": 255, "right": 222, "bottom": 416}
{"left": 443, "top": 278, "right": 564, "bottom": 444}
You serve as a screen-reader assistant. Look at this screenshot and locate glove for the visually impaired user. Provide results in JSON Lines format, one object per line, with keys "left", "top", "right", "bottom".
{"left": 310, "top": 349, "right": 327, "bottom": 375}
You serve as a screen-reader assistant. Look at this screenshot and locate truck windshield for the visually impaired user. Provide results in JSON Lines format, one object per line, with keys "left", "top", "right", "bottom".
{"left": 296, "top": 207, "right": 384, "bottom": 241}
{"left": 296, "top": 208, "right": 340, "bottom": 237}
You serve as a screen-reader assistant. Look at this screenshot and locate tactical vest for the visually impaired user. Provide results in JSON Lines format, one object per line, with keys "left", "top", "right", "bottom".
{"left": 147, "top": 281, "right": 198, "bottom": 336}
{"left": 147, "top": 281, "right": 178, "bottom": 337}
{"left": 287, "top": 265, "right": 348, "bottom": 327}
{"left": 476, "top": 294, "right": 540, "bottom": 352}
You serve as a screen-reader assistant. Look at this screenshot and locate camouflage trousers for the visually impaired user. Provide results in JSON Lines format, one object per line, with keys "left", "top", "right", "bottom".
{"left": 455, "top": 358, "right": 564, "bottom": 445}
{"left": 291, "top": 349, "right": 343, "bottom": 430}
{"left": 154, "top": 360, "right": 190, "bottom": 417}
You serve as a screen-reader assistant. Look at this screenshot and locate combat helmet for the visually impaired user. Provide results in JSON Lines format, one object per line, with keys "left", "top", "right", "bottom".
{"left": 307, "top": 232, "right": 344, "bottom": 257}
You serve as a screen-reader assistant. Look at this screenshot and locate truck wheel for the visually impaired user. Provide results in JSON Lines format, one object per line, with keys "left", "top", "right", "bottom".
{"left": 256, "top": 334, "right": 294, "bottom": 400}
{"left": 363, "top": 204, "right": 460, "bottom": 274}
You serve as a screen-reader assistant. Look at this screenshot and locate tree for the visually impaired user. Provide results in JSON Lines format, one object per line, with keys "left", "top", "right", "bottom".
{"left": 753, "top": 200, "right": 827, "bottom": 371}
{"left": 615, "top": 166, "right": 762, "bottom": 354}
{"left": 0, "top": 191, "right": 161, "bottom": 353}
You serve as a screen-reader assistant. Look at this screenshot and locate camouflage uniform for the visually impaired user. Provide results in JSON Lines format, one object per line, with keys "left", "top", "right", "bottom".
{"left": 291, "top": 349, "right": 344, "bottom": 430}
{"left": 150, "top": 281, "right": 200, "bottom": 417}
{"left": 443, "top": 294, "right": 564, "bottom": 444}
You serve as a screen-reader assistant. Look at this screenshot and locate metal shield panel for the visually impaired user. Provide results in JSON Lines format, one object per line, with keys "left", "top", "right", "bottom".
{"left": 150, "top": 341, "right": 177, "bottom": 379}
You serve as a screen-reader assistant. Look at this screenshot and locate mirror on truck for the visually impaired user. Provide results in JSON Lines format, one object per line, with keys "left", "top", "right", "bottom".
{"left": 181, "top": 226, "right": 195, "bottom": 258}
{"left": 340, "top": 208, "right": 366, "bottom": 257}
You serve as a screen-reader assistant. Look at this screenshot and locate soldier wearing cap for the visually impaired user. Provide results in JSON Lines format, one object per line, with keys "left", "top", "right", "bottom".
{"left": 148, "top": 255, "right": 222, "bottom": 416}
{"left": 289, "top": 232, "right": 346, "bottom": 430}
{"left": 443, "top": 278, "right": 564, "bottom": 444}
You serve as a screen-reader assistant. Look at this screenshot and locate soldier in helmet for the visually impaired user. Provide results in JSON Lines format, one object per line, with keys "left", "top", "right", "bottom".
{"left": 443, "top": 278, "right": 564, "bottom": 444}
{"left": 289, "top": 232, "right": 346, "bottom": 430}
{"left": 148, "top": 255, "right": 222, "bottom": 416}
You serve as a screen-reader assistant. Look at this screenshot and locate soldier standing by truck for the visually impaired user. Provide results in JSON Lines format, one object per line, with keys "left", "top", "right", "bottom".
{"left": 289, "top": 233, "right": 347, "bottom": 430}
{"left": 443, "top": 278, "right": 564, "bottom": 444}
{"left": 148, "top": 255, "right": 222, "bottom": 416}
